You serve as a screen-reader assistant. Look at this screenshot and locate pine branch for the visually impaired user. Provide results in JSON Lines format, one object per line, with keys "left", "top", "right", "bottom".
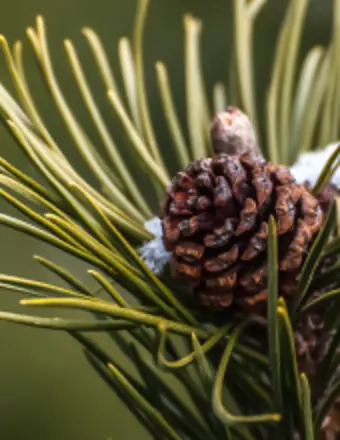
{"left": 0, "top": 0, "right": 338, "bottom": 439}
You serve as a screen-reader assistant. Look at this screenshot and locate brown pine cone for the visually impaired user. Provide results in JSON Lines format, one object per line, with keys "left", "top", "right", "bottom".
{"left": 161, "top": 152, "right": 323, "bottom": 309}
{"left": 315, "top": 183, "right": 340, "bottom": 214}
{"left": 294, "top": 307, "right": 340, "bottom": 440}
{"left": 294, "top": 312, "right": 334, "bottom": 382}
{"left": 321, "top": 402, "right": 340, "bottom": 440}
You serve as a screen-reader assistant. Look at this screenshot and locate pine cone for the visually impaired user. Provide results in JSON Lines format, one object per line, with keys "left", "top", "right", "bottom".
{"left": 294, "top": 307, "right": 340, "bottom": 440}
{"left": 294, "top": 312, "right": 333, "bottom": 382}
{"left": 315, "top": 183, "right": 340, "bottom": 214}
{"left": 321, "top": 402, "right": 340, "bottom": 440}
{"left": 161, "top": 152, "right": 323, "bottom": 309}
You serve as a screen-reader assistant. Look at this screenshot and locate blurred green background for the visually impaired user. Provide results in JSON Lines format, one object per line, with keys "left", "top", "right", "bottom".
{"left": 0, "top": 0, "right": 334, "bottom": 438}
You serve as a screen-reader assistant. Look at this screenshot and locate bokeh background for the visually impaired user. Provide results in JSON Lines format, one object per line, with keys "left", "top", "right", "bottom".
{"left": 0, "top": 0, "right": 334, "bottom": 438}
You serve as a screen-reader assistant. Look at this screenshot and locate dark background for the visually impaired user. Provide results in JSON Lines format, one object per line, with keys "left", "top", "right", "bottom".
{"left": 0, "top": 0, "right": 334, "bottom": 438}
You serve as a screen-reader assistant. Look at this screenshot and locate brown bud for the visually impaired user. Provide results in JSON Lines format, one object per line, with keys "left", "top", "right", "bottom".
{"left": 210, "top": 106, "right": 262, "bottom": 156}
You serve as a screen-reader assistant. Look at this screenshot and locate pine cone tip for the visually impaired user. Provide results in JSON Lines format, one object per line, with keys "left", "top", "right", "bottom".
{"left": 210, "top": 106, "right": 262, "bottom": 157}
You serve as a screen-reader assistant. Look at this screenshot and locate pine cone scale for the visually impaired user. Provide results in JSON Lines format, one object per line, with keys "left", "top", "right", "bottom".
{"left": 204, "top": 244, "right": 239, "bottom": 272}
{"left": 300, "top": 191, "right": 323, "bottom": 233}
{"left": 174, "top": 242, "right": 204, "bottom": 262}
{"left": 241, "top": 221, "right": 268, "bottom": 260}
{"left": 235, "top": 197, "right": 257, "bottom": 235}
{"left": 275, "top": 186, "right": 296, "bottom": 235}
{"left": 252, "top": 166, "right": 273, "bottom": 208}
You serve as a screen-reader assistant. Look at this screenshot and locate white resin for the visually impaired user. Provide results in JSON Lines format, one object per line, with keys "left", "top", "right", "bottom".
{"left": 138, "top": 217, "right": 171, "bottom": 275}
{"left": 290, "top": 143, "right": 340, "bottom": 187}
